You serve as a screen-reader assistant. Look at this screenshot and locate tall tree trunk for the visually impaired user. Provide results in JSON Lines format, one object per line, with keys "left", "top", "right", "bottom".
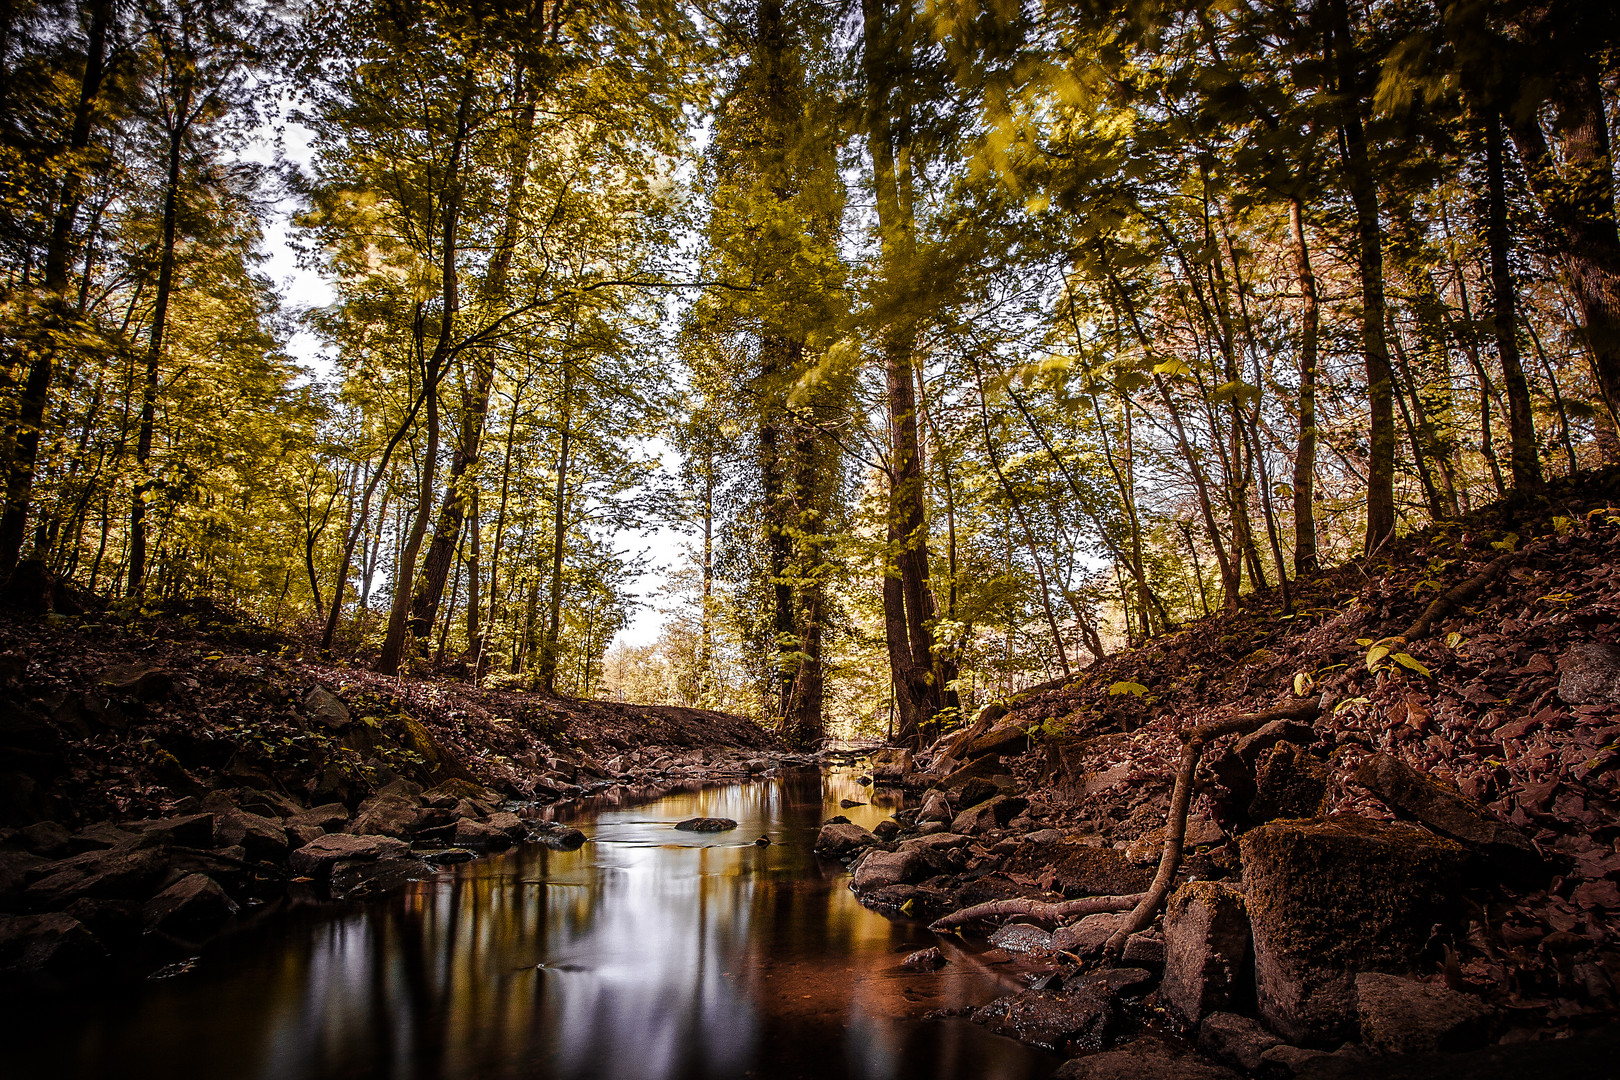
{"left": 536, "top": 363, "right": 573, "bottom": 694}
{"left": 1328, "top": 0, "right": 1396, "bottom": 553}
{"left": 376, "top": 86, "right": 472, "bottom": 673}
{"left": 0, "top": 0, "right": 111, "bottom": 579}
{"left": 864, "top": 0, "right": 937, "bottom": 744}
{"left": 1288, "top": 197, "right": 1320, "bottom": 574}
{"left": 128, "top": 75, "right": 194, "bottom": 595}
{"left": 1485, "top": 107, "right": 1542, "bottom": 490}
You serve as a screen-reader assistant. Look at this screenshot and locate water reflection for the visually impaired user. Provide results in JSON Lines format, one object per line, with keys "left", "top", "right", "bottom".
{"left": 4, "top": 767, "right": 1055, "bottom": 1080}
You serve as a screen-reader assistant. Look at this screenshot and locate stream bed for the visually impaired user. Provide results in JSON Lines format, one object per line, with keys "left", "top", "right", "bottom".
{"left": 2, "top": 765, "right": 1056, "bottom": 1080}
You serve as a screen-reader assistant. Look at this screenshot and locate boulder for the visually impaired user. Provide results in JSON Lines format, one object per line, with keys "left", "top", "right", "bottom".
{"left": 870, "top": 748, "right": 914, "bottom": 783}
{"left": 0, "top": 912, "right": 106, "bottom": 973}
{"left": 903, "top": 946, "right": 945, "bottom": 970}
{"left": 98, "top": 663, "right": 174, "bottom": 701}
{"left": 303, "top": 687, "right": 351, "bottom": 729}
{"left": 0, "top": 850, "right": 46, "bottom": 907}
{"left": 15, "top": 820, "right": 71, "bottom": 856}
{"left": 349, "top": 793, "right": 421, "bottom": 839}
{"left": 938, "top": 755, "right": 1018, "bottom": 795}
{"left": 1355, "top": 752, "right": 1540, "bottom": 880}
{"left": 970, "top": 985, "right": 1116, "bottom": 1052}
{"left": 1161, "top": 881, "right": 1251, "bottom": 1027}
{"left": 989, "top": 922, "right": 1055, "bottom": 954}
{"left": 1247, "top": 742, "right": 1328, "bottom": 824}
{"left": 951, "top": 794, "right": 1028, "bottom": 835}
{"left": 1053, "top": 912, "right": 1127, "bottom": 956}
{"left": 127, "top": 813, "right": 216, "bottom": 848}
{"left": 1354, "top": 973, "right": 1494, "bottom": 1054}
{"left": 918, "top": 790, "right": 953, "bottom": 824}
{"left": 674, "top": 817, "right": 737, "bottom": 832}
{"left": 1052, "top": 1036, "right": 1241, "bottom": 1080}
{"left": 1198, "top": 1012, "right": 1283, "bottom": 1072}
{"left": 23, "top": 845, "right": 170, "bottom": 909}
{"left": 214, "top": 809, "right": 290, "bottom": 860}
{"left": 872, "top": 819, "right": 901, "bottom": 841}
{"left": 852, "top": 848, "right": 925, "bottom": 890}
{"left": 1122, "top": 932, "right": 1166, "bottom": 968}
{"left": 962, "top": 720, "right": 1031, "bottom": 759}
{"left": 453, "top": 818, "right": 516, "bottom": 851}
{"left": 1240, "top": 816, "right": 1467, "bottom": 1045}
{"left": 288, "top": 824, "right": 326, "bottom": 847}
{"left": 1557, "top": 642, "right": 1620, "bottom": 705}
{"left": 143, "top": 873, "right": 238, "bottom": 935}
{"left": 486, "top": 811, "right": 528, "bottom": 838}
{"left": 957, "top": 776, "right": 1001, "bottom": 808}
{"left": 329, "top": 857, "right": 432, "bottom": 901}
{"left": 289, "top": 833, "right": 410, "bottom": 878}
{"left": 813, "top": 821, "right": 877, "bottom": 858}
{"left": 537, "top": 826, "right": 587, "bottom": 851}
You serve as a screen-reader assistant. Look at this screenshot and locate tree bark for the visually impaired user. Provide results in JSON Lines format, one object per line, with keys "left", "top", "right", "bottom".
{"left": 1288, "top": 197, "right": 1320, "bottom": 574}
{"left": 1485, "top": 107, "right": 1542, "bottom": 490}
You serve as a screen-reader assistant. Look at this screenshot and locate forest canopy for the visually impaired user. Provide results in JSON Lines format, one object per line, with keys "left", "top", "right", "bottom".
{"left": 3, "top": 0, "right": 1617, "bottom": 745}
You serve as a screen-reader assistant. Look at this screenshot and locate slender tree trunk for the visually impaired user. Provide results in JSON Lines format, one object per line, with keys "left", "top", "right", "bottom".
{"left": 465, "top": 487, "right": 480, "bottom": 662}
{"left": 1329, "top": 0, "right": 1396, "bottom": 553}
{"left": 1485, "top": 107, "right": 1542, "bottom": 490}
{"left": 128, "top": 75, "right": 195, "bottom": 595}
{"left": 537, "top": 364, "right": 573, "bottom": 693}
{"left": 1288, "top": 197, "right": 1320, "bottom": 574}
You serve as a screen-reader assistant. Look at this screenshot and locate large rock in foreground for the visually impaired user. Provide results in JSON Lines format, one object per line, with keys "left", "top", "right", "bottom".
{"left": 1239, "top": 815, "right": 1467, "bottom": 1046}
{"left": 1161, "top": 881, "right": 1250, "bottom": 1027}
{"left": 813, "top": 821, "right": 876, "bottom": 859}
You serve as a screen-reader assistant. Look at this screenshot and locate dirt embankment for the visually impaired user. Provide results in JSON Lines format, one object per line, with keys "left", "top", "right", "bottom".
{"left": 819, "top": 470, "right": 1620, "bottom": 1076}
{"left": 0, "top": 607, "right": 784, "bottom": 980}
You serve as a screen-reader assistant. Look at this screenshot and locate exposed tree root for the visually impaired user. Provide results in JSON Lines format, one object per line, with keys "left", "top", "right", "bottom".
{"left": 1402, "top": 551, "right": 1517, "bottom": 640}
{"left": 1099, "top": 696, "right": 1323, "bottom": 957}
{"left": 928, "top": 892, "right": 1147, "bottom": 933}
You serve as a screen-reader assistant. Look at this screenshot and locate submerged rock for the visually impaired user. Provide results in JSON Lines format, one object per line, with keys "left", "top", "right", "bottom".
{"left": 903, "top": 946, "right": 945, "bottom": 970}
{"left": 970, "top": 984, "right": 1116, "bottom": 1052}
{"left": 328, "top": 857, "right": 432, "bottom": 901}
{"left": 674, "top": 817, "right": 737, "bottom": 832}
{"left": 143, "top": 873, "right": 238, "bottom": 936}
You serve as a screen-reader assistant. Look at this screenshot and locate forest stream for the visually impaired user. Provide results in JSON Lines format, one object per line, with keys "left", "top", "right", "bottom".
{"left": 0, "top": 765, "right": 1054, "bottom": 1080}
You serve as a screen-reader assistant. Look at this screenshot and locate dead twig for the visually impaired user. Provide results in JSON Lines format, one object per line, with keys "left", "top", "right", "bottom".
{"left": 1100, "top": 696, "right": 1322, "bottom": 957}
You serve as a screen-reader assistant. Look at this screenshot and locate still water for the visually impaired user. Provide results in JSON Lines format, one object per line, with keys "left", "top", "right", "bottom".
{"left": 5, "top": 767, "right": 1056, "bottom": 1080}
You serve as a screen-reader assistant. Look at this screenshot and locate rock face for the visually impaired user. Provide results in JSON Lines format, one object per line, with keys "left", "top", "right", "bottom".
{"left": 453, "top": 819, "right": 516, "bottom": 851}
{"left": 1247, "top": 742, "right": 1328, "bottom": 824}
{"left": 1557, "top": 642, "right": 1620, "bottom": 705}
{"left": 329, "top": 857, "right": 432, "bottom": 901}
{"left": 1161, "top": 881, "right": 1250, "bottom": 1027}
{"left": 961, "top": 721, "right": 1030, "bottom": 759}
{"left": 0, "top": 912, "right": 106, "bottom": 973}
{"left": 852, "top": 848, "right": 924, "bottom": 890}
{"left": 1354, "top": 973, "right": 1494, "bottom": 1053}
{"left": 674, "top": 817, "right": 737, "bottom": 832}
{"left": 1197, "top": 1012, "right": 1282, "bottom": 1072}
{"left": 214, "top": 809, "right": 290, "bottom": 859}
{"left": 813, "top": 821, "right": 876, "bottom": 858}
{"left": 1355, "top": 752, "right": 1540, "bottom": 879}
{"left": 951, "top": 794, "right": 1028, "bottom": 835}
{"left": 917, "top": 790, "right": 953, "bottom": 824}
{"left": 1052, "top": 1036, "right": 1241, "bottom": 1080}
{"left": 143, "top": 873, "right": 238, "bottom": 935}
{"left": 304, "top": 687, "right": 351, "bottom": 728}
{"left": 349, "top": 793, "right": 421, "bottom": 839}
{"left": 289, "top": 833, "right": 410, "bottom": 878}
{"left": 870, "top": 748, "right": 914, "bottom": 783}
{"left": 971, "top": 985, "right": 1116, "bottom": 1052}
{"left": 24, "top": 845, "right": 170, "bottom": 909}
{"left": 1239, "top": 816, "right": 1468, "bottom": 1045}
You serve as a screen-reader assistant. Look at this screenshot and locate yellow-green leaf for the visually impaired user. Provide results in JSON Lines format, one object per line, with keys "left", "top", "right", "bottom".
{"left": 1108, "top": 680, "right": 1149, "bottom": 697}
{"left": 1293, "top": 672, "right": 1314, "bottom": 697}
{"left": 1366, "top": 644, "right": 1392, "bottom": 670}
{"left": 1392, "top": 653, "right": 1431, "bottom": 677}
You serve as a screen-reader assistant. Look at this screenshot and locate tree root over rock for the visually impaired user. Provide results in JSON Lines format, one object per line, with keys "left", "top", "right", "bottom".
{"left": 928, "top": 893, "right": 1146, "bottom": 933}
{"left": 1099, "top": 696, "right": 1322, "bottom": 956}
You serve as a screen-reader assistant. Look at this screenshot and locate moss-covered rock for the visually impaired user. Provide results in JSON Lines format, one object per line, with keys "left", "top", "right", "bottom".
{"left": 1239, "top": 815, "right": 1467, "bottom": 1045}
